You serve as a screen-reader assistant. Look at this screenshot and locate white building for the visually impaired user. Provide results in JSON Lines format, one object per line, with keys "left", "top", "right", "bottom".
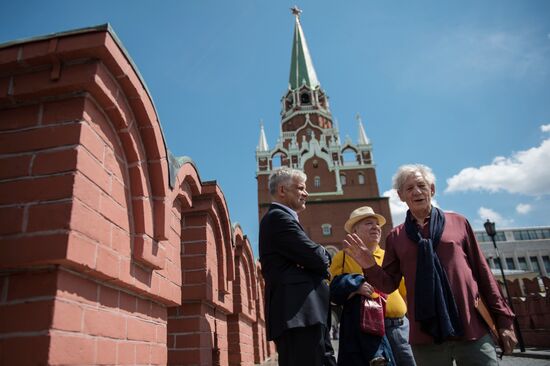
{"left": 475, "top": 226, "right": 550, "bottom": 279}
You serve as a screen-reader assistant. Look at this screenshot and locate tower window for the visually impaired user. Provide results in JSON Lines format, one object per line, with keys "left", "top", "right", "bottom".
{"left": 358, "top": 173, "right": 365, "bottom": 185}
{"left": 300, "top": 92, "right": 311, "bottom": 105}
{"left": 340, "top": 174, "right": 347, "bottom": 186}
{"left": 342, "top": 149, "right": 357, "bottom": 165}
{"left": 286, "top": 95, "right": 293, "bottom": 110}
{"left": 322, "top": 224, "right": 332, "bottom": 236}
{"left": 314, "top": 176, "right": 321, "bottom": 188}
{"left": 271, "top": 153, "right": 287, "bottom": 169}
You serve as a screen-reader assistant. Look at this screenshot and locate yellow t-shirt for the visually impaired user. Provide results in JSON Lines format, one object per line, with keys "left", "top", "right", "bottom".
{"left": 329, "top": 247, "right": 407, "bottom": 318}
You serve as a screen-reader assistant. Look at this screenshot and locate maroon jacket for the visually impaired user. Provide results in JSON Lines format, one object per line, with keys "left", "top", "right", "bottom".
{"left": 365, "top": 211, "right": 514, "bottom": 345}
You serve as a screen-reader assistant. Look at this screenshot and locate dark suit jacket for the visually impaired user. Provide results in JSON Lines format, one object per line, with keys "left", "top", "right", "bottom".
{"left": 259, "top": 203, "right": 331, "bottom": 340}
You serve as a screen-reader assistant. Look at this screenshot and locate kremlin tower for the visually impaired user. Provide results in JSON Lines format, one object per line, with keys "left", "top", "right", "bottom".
{"left": 256, "top": 8, "right": 392, "bottom": 253}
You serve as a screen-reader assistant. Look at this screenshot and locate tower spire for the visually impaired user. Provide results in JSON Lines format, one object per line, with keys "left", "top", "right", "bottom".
{"left": 356, "top": 113, "right": 370, "bottom": 145}
{"left": 257, "top": 8, "right": 391, "bottom": 251}
{"left": 289, "top": 7, "right": 319, "bottom": 90}
{"left": 257, "top": 120, "right": 269, "bottom": 152}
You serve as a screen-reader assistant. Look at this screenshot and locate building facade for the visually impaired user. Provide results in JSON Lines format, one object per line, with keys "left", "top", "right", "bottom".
{"left": 256, "top": 9, "right": 392, "bottom": 254}
{"left": 475, "top": 226, "right": 550, "bottom": 278}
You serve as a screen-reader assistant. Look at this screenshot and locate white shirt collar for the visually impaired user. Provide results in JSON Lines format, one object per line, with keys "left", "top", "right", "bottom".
{"left": 272, "top": 202, "right": 299, "bottom": 222}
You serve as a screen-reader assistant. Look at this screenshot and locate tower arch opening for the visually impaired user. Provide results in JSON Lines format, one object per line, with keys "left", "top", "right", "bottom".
{"left": 342, "top": 147, "right": 358, "bottom": 165}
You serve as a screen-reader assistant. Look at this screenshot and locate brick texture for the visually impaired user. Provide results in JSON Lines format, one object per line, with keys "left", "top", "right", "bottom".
{"left": 0, "top": 25, "right": 270, "bottom": 366}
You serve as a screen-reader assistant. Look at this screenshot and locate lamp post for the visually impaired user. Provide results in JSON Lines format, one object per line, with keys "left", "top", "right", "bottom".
{"left": 484, "top": 219, "right": 525, "bottom": 352}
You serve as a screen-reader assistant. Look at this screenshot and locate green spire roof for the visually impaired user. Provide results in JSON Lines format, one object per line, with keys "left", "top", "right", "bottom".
{"left": 289, "top": 14, "right": 320, "bottom": 90}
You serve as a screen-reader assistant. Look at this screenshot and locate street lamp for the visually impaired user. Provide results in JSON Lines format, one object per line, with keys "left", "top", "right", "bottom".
{"left": 483, "top": 219, "right": 525, "bottom": 353}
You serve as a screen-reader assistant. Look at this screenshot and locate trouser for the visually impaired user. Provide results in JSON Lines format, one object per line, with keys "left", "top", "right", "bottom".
{"left": 411, "top": 334, "right": 498, "bottom": 366}
{"left": 274, "top": 324, "right": 336, "bottom": 366}
{"left": 384, "top": 316, "right": 416, "bottom": 366}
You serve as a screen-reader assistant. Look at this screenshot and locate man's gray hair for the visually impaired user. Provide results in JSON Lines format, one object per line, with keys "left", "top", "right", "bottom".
{"left": 268, "top": 167, "right": 307, "bottom": 196}
{"left": 392, "top": 164, "right": 436, "bottom": 192}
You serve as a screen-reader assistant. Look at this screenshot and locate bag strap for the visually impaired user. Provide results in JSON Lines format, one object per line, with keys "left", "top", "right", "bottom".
{"left": 341, "top": 251, "right": 346, "bottom": 275}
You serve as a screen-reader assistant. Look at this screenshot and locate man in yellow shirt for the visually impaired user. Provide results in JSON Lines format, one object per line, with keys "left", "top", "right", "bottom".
{"left": 330, "top": 206, "right": 416, "bottom": 366}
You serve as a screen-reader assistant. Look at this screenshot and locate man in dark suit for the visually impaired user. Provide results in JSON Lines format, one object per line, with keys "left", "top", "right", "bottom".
{"left": 259, "top": 167, "right": 336, "bottom": 366}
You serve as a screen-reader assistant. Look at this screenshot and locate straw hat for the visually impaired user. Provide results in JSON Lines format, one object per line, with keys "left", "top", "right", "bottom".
{"left": 344, "top": 206, "right": 386, "bottom": 234}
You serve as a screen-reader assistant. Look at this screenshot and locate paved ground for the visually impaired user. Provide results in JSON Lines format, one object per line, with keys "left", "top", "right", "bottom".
{"left": 498, "top": 355, "right": 550, "bottom": 366}
{"left": 257, "top": 341, "right": 550, "bottom": 365}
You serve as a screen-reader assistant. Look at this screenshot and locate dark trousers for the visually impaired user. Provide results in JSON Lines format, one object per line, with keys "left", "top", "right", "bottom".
{"left": 274, "top": 324, "right": 336, "bottom": 366}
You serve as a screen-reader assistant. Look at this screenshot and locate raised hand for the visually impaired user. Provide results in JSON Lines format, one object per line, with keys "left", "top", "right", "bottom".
{"left": 342, "top": 233, "right": 377, "bottom": 269}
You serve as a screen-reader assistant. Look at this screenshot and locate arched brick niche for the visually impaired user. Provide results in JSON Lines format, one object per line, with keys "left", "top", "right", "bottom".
{"left": 227, "top": 225, "right": 258, "bottom": 366}
{"left": 0, "top": 25, "right": 177, "bottom": 365}
{"left": 178, "top": 181, "right": 234, "bottom": 305}
{"left": 168, "top": 163, "right": 238, "bottom": 365}
{"left": 253, "top": 261, "right": 275, "bottom": 362}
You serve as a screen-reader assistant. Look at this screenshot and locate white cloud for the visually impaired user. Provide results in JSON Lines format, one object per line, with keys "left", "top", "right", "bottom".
{"left": 478, "top": 207, "right": 513, "bottom": 227}
{"left": 383, "top": 189, "right": 408, "bottom": 226}
{"left": 516, "top": 203, "right": 532, "bottom": 214}
{"left": 445, "top": 135, "right": 550, "bottom": 196}
{"left": 383, "top": 189, "right": 439, "bottom": 227}
{"left": 542, "top": 124, "right": 550, "bottom": 132}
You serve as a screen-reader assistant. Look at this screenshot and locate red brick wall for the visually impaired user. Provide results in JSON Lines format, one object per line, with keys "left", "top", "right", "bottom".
{"left": 0, "top": 26, "right": 270, "bottom": 365}
{"left": 167, "top": 302, "right": 228, "bottom": 365}
{"left": 253, "top": 266, "right": 274, "bottom": 363}
{"left": 304, "top": 156, "right": 337, "bottom": 194}
{"left": 228, "top": 228, "right": 258, "bottom": 366}
{"left": 493, "top": 278, "right": 550, "bottom": 348}
{"left": 228, "top": 314, "right": 255, "bottom": 366}
{"left": 0, "top": 27, "right": 177, "bottom": 364}
{"left": 166, "top": 166, "right": 270, "bottom": 365}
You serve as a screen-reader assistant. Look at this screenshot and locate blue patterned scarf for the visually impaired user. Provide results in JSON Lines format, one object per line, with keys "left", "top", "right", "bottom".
{"left": 405, "top": 206, "right": 462, "bottom": 343}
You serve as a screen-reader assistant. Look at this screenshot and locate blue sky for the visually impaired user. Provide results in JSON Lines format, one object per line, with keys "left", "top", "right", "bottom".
{"left": 2, "top": 1, "right": 550, "bottom": 256}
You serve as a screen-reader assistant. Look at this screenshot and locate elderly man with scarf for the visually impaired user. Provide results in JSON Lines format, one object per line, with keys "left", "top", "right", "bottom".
{"left": 343, "top": 164, "right": 517, "bottom": 366}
